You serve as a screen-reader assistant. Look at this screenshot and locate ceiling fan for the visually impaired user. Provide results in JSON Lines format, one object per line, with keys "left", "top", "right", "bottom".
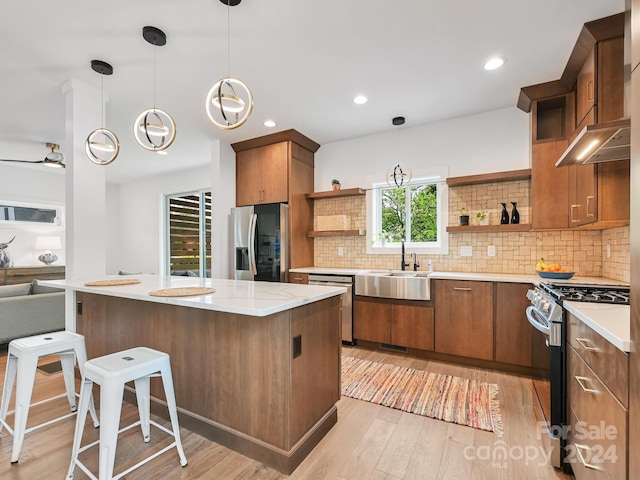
{"left": 0, "top": 143, "right": 65, "bottom": 168}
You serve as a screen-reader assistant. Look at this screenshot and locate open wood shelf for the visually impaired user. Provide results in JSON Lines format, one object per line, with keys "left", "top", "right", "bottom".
{"left": 306, "top": 187, "right": 366, "bottom": 199}
{"left": 446, "top": 169, "right": 531, "bottom": 187}
{"left": 446, "top": 224, "right": 532, "bottom": 233}
{"left": 308, "top": 229, "right": 365, "bottom": 237}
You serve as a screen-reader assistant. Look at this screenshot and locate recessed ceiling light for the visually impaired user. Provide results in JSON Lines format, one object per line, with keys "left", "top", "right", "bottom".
{"left": 353, "top": 95, "right": 368, "bottom": 105}
{"left": 264, "top": 119, "right": 276, "bottom": 128}
{"left": 484, "top": 57, "right": 505, "bottom": 71}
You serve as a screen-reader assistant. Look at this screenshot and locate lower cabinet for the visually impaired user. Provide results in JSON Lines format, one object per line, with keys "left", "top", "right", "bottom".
{"left": 566, "top": 312, "right": 628, "bottom": 480}
{"left": 434, "top": 280, "right": 494, "bottom": 361}
{"left": 354, "top": 297, "right": 434, "bottom": 351}
{"left": 495, "top": 282, "right": 534, "bottom": 367}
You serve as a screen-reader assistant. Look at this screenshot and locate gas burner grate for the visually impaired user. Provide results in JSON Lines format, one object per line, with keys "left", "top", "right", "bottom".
{"left": 539, "top": 282, "right": 630, "bottom": 305}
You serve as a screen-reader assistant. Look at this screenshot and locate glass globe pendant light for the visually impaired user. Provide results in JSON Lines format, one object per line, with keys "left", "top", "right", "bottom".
{"left": 133, "top": 26, "right": 176, "bottom": 152}
{"left": 205, "top": 0, "right": 254, "bottom": 130}
{"left": 85, "top": 60, "right": 121, "bottom": 165}
{"left": 387, "top": 116, "right": 412, "bottom": 188}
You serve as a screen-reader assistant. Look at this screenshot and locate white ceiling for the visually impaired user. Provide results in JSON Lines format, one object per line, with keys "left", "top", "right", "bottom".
{"left": 0, "top": 0, "right": 624, "bottom": 183}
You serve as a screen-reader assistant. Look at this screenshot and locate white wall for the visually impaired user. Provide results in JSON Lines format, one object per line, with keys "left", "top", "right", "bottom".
{"left": 314, "top": 107, "right": 530, "bottom": 190}
{"left": 112, "top": 165, "right": 211, "bottom": 275}
{"left": 109, "top": 140, "right": 236, "bottom": 278}
{"left": 0, "top": 157, "right": 65, "bottom": 267}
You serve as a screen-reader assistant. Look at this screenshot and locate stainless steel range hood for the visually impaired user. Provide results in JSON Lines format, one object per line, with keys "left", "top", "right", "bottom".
{"left": 555, "top": 118, "right": 630, "bottom": 166}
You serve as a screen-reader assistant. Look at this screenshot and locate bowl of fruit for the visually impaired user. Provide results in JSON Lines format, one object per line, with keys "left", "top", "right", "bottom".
{"left": 535, "top": 258, "right": 575, "bottom": 279}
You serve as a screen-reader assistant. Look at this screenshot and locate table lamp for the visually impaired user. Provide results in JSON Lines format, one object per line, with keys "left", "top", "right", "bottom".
{"left": 35, "top": 236, "right": 62, "bottom": 265}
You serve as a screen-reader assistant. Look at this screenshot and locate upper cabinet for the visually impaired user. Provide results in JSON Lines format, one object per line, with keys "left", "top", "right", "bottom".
{"left": 236, "top": 142, "right": 288, "bottom": 206}
{"left": 519, "top": 13, "right": 629, "bottom": 230}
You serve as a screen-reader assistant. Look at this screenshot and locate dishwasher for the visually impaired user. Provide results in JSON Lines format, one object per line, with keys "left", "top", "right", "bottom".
{"left": 308, "top": 274, "right": 354, "bottom": 344}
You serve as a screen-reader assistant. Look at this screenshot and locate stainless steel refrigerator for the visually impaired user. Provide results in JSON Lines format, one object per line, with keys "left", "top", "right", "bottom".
{"left": 232, "top": 203, "right": 289, "bottom": 282}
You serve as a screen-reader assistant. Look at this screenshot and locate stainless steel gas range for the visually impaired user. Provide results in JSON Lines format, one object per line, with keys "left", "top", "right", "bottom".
{"left": 526, "top": 281, "right": 630, "bottom": 470}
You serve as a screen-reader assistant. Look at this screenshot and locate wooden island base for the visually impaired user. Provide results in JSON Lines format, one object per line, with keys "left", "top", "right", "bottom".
{"left": 75, "top": 292, "right": 342, "bottom": 474}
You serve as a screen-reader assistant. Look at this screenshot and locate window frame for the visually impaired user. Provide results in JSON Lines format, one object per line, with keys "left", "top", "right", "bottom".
{"left": 366, "top": 173, "right": 448, "bottom": 255}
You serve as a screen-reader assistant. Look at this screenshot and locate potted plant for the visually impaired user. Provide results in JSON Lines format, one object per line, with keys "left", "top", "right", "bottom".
{"left": 331, "top": 179, "right": 341, "bottom": 191}
{"left": 459, "top": 208, "right": 470, "bottom": 226}
{"left": 477, "top": 211, "right": 490, "bottom": 226}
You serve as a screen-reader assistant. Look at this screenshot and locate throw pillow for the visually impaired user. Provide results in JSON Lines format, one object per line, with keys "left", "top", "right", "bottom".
{"left": 0, "top": 283, "right": 32, "bottom": 297}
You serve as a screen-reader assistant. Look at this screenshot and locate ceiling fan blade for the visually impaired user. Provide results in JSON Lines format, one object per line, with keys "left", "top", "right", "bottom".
{"left": 0, "top": 158, "right": 65, "bottom": 168}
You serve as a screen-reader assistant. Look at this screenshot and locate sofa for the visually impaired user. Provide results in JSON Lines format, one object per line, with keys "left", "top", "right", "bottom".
{"left": 0, "top": 280, "right": 65, "bottom": 344}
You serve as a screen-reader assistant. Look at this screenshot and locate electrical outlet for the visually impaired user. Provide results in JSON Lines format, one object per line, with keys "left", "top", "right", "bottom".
{"left": 338, "top": 246, "right": 344, "bottom": 256}
{"left": 606, "top": 244, "right": 611, "bottom": 258}
{"left": 460, "top": 246, "right": 473, "bottom": 257}
{"left": 488, "top": 245, "right": 496, "bottom": 257}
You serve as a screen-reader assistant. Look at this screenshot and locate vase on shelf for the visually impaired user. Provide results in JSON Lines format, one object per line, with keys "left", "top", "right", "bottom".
{"left": 500, "top": 203, "right": 509, "bottom": 225}
{"left": 510, "top": 202, "right": 520, "bottom": 224}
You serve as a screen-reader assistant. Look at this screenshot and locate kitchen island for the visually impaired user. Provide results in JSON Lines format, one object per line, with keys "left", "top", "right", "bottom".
{"left": 41, "top": 275, "right": 345, "bottom": 474}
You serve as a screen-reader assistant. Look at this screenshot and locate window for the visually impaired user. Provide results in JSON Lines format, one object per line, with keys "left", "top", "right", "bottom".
{"left": 165, "top": 190, "right": 211, "bottom": 277}
{"left": 367, "top": 176, "right": 448, "bottom": 255}
{"left": 0, "top": 201, "right": 62, "bottom": 225}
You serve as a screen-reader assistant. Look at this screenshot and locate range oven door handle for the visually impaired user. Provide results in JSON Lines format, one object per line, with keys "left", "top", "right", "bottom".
{"left": 526, "top": 306, "right": 551, "bottom": 336}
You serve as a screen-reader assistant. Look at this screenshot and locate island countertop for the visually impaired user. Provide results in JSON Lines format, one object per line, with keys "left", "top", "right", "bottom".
{"left": 40, "top": 274, "right": 346, "bottom": 317}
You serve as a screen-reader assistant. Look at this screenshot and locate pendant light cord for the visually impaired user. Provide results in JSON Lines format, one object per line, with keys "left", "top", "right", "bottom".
{"left": 101, "top": 74, "right": 105, "bottom": 128}
{"left": 153, "top": 40, "right": 157, "bottom": 109}
{"left": 227, "top": 3, "right": 231, "bottom": 77}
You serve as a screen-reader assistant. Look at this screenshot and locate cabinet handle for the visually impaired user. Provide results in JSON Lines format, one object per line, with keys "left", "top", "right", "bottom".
{"left": 587, "top": 80, "right": 594, "bottom": 102}
{"left": 293, "top": 276, "right": 303, "bottom": 281}
{"left": 575, "top": 375, "right": 599, "bottom": 394}
{"left": 575, "top": 337, "right": 599, "bottom": 352}
{"left": 453, "top": 287, "right": 472, "bottom": 291}
{"left": 575, "top": 443, "right": 604, "bottom": 471}
{"left": 570, "top": 204, "right": 579, "bottom": 223}
{"left": 586, "top": 196, "right": 595, "bottom": 217}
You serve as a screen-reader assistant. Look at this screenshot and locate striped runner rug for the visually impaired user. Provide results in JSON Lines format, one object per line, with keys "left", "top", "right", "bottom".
{"left": 341, "top": 356, "right": 503, "bottom": 436}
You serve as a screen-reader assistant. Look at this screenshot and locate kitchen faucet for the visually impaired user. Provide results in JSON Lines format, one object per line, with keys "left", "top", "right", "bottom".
{"left": 411, "top": 252, "right": 420, "bottom": 271}
{"left": 401, "top": 240, "right": 410, "bottom": 271}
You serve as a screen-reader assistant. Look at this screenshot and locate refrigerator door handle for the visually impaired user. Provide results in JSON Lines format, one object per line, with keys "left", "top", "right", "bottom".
{"left": 248, "top": 213, "right": 258, "bottom": 276}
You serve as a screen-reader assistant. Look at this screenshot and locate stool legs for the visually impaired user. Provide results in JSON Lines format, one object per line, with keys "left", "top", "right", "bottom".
{"left": 67, "top": 377, "right": 93, "bottom": 479}
{"left": 59, "top": 352, "right": 78, "bottom": 411}
{"left": 11, "top": 354, "right": 39, "bottom": 463}
{"left": 74, "top": 346, "right": 100, "bottom": 429}
{"left": 0, "top": 354, "right": 18, "bottom": 437}
{"left": 98, "top": 379, "right": 124, "bottom": 480}
{"left": 134, "top": 377, "right": 151, "bottom": 442}
{"left": 160, "top": 363, "right": 187, "bottom": 467}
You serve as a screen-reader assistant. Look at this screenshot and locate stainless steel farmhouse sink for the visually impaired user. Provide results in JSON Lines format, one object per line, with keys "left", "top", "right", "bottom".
{"left": 355, "top": 271, "right": 431, "bottom": 301}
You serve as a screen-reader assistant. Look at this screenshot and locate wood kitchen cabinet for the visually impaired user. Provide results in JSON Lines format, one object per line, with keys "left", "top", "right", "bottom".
{"left": 236, "top": 142, "right": 288, "bottom": 206}
{"left": 434, "top": 280, "right": 494, "bottom": 361}
{"left": 567, "top": 312, "right": 628, "bottom": 480}
{"left": 495, "top": 282, "right": 533, "bottom": 367}
{"left": 354, "top": 297, "right": 434, "bottom": 350}
{"left": 233, "top": 130, "right": 320, "bottom": 269}
{"left": 531, "top": 138, "right": 571, "bottom": 229}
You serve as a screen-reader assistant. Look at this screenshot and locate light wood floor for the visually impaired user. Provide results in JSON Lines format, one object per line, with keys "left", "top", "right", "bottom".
{"left": 0, "top": 345, "right": 573, "bottom": 480}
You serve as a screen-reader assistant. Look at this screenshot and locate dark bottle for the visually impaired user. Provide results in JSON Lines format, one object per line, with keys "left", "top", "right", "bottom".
{"left": 500, "top": 203, "right": 509, "bottom": 224}
{"left": 510, "top": 202, "right": 520, "bottom": 224}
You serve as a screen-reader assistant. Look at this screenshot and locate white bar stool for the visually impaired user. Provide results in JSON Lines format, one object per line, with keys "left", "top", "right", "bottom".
{"left": 0, "top": 331, "right": 100, "bottom": 463}
{"left": 67, "top": 346, "right": 187, "bottom": 480}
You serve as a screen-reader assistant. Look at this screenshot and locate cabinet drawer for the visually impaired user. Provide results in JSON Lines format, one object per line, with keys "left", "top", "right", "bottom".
{"left": 567, "top": 312, "right": 628, "bottom": 406}
{"left": 289, "top": 272, "right": 308, "bottom": 284}
{"left": 567, "top": 346, "right": 627, "bottom": 480}
{"left": 566, "top": 409, "right": 610, "bottom": 480}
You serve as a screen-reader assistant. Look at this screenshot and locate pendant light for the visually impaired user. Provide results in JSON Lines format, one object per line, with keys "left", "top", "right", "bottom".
{"left": 85, "top": 60, "right": 121, "bottom": 166}
{"left": 387, "top": 116, "right": 412, "bottom": 188}
{"left": 133, "top": 26, "right": 176, "bottom": 152}
{"left": 205, "top": 0, "right": 254, "bottom": 130}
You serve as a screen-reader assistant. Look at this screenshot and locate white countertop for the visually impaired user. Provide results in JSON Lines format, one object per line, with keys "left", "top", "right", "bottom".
{"left": 290, "top": 267, "right": 625, "bottom": 286}
{"left": 563, "top": 301, "right": 630, "bottom": 352}
{"left": 289, "top": 267, "right": 373, "bottom": 276}
{"left": 40, "top": 274, "right": 346, "bottom": 317}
